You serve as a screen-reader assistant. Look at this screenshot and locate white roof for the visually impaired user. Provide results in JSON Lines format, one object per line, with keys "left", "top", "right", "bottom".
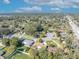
{"left": 42, "top": 32, "right": 55, "bottom": 41}
{"left": 46, "top": 32, "right": 54, "bottom": 39}
{"left": 22, "top": 40, "right": 34, "bottom": 46}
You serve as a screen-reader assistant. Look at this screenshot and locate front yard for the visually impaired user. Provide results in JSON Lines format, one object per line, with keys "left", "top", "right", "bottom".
{"left": 10, "top": 53, "right": 31, "bottom": 59}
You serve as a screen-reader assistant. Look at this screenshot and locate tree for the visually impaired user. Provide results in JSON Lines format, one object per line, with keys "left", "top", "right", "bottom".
{"left": 36, "top": 23, "right": 44, "bottom": 33}
{"left": 2, "top": 38, "right": 10, "bottom": 46}
{"left": 10, "top": 37, "right": 18, "bottom": 47}
{"left": 47, "top": 52, "right": 54, "bottom": 59}
{"left": 24, "top": 23, "right": 36, "bottom": 35}
{"left": 38, "top": 47, "right": 48, "bottom": 59}
{"left": 29, "top": 48, "right": 39, "bottom": 59}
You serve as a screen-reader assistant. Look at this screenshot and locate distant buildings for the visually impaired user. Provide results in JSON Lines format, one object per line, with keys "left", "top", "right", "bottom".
{"left": 60, "top": 32, "right": 67, "bottom": 38}
{"left": 58, "top": 28, "right": 67, "bottom": 38}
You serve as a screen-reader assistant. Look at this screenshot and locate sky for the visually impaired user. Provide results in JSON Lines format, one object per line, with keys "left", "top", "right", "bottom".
{"left": 0, "top": 0, "right": 79, "bottom": 13}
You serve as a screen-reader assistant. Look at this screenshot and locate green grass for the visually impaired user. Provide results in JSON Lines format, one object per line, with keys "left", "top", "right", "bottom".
{"left": 52, "top": 40, "right": 63, "bottom": 49}
{"left": 23, "top": 34, "right": 34, "bottom": 40}
{"left": 4, "top": 45, "right": 15, "bottom": 57}
{"left": 10, "top": 53, "right": 31, "bottom": 59}
{"left": 0, "top": 46, "right": 5, "bottom": 49}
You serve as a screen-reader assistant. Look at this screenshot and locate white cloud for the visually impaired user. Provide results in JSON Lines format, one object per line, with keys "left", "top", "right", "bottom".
{"left": 72, "top": 5, "right": 78, "bottom": 8}
{"left": 51, "top": 7, "right": 61, "bottom": 13}
{"left": 3, "top": 0, "right": 10, "bottom": 4}
{"left": 24, "top": 0, "right": 52, "bottom": 5}
{"left": 51, "top": 8, "right": 60, "bottom": 11}
{"left": 24, "top": 0, "right": 79, "bottom": 8}
{"left": 14, "top": 6, "right": 42, "bottom": 13}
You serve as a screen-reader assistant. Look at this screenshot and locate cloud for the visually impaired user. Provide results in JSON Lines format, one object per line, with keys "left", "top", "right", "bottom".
{"left": 51, "top": 8, "right": 60, "bottom": 10}
{"left": 72, "top": 5, "right": 78, "bottom": 8}
{"left": 3, "top": 0, "right": 10, "bottom": 4}
{"left": 51, "top": 7, "right": 61, "bottom": 13}
{"left": 14, "top": 6, "right": 42, "bottom": 13}
{"left": 24, "top": 0, "right": 79, "bottom": 8}
{"left": 24, "top": 0, "right": 52, "bottom": 5}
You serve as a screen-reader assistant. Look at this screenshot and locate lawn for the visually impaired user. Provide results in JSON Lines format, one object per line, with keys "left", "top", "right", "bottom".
{"left": 0, "top": 46, "right": 5, "bottom": 49}
{"left": 4, "top": 45, "right": 16, "bottom": 57}
{"left": 23, "top": 34, "right": 34, "bottom": 40}
{"left": 10, "top": 53, "right": 31, "bottom": 59}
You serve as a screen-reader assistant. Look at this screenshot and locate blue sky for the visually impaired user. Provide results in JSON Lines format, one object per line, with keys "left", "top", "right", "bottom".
{"left": 0, "top": 0, "right": 79, "bottom": 13}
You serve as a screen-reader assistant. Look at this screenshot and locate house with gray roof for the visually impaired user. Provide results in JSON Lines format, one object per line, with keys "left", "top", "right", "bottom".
{"left": 42, "top": 32, "right": 56, "bottom": 42}
{"left": 22, "top": 40, "right": 34, "bottom": 47}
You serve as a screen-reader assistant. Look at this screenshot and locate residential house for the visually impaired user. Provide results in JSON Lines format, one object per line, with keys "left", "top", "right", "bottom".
{"left": 42, "top": 32, "right": 56, "bottom": 42}
{"left": 22, "top": 39, "right": 34, "bottom": 47}
{"left": 6, "top": 33, "right": 14, "bottom": 39}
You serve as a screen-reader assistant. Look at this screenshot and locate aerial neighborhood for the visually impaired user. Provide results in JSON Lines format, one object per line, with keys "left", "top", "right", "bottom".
{"left": 0, "top": 14, "right": 79, "bottom": 59}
